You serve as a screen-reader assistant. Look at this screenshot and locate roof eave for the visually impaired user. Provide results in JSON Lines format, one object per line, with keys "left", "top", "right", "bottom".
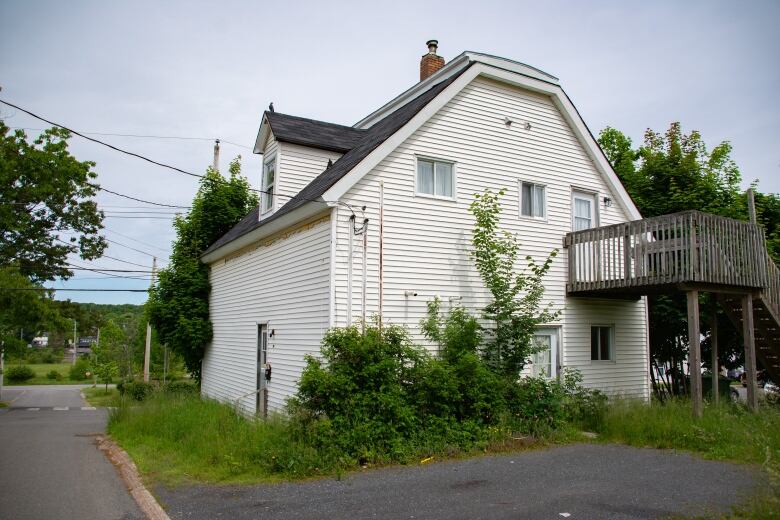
{"left": 201, "top": 201, "right": 327, "bottom": 264}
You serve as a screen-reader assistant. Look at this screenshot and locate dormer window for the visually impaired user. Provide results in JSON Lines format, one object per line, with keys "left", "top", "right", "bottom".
{"left": 261, "top": 155, "right": 276, "bottom": 214}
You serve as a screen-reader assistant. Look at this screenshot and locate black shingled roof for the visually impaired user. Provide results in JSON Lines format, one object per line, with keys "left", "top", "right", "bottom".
{"left": 265, "top": 112, "right": 367, "bottom": 153}
{"left": 204, "top": 65, "right": 471, "bottom": 256}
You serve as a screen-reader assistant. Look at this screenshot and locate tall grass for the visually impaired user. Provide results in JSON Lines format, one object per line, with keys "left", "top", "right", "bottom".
{"left": 108, "top": 394, "right": 343, "bottom": 485}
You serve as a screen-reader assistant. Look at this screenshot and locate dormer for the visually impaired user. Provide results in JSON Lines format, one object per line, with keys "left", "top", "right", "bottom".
{"left": 254, "top": 111, "right": 366, "bottom": 220}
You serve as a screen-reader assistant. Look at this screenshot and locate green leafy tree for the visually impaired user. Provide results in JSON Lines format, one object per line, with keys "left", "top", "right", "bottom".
{"left": 469, "top": 189, "right": 559, "bottom": 376}
{"left": 0, "top": 123, "right": 106, "bottom": 282}
{"left": 0, "top": 266, "right": 60, "bottom": 355}
{"left": 148, "top": 158, "right": 257, "bottom": 380}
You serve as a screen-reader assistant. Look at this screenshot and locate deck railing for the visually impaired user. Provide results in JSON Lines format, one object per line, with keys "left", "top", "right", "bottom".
{"left": 564, "top": 211, "right": 771, "bottom": 295}
{"left": 764, "top": 252, "right": 780, "bottom": 319}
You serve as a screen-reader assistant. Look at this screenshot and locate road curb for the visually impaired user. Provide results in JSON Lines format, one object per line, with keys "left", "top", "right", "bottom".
{"left": 97, "top": 435, "right": 170, "bottom": 520}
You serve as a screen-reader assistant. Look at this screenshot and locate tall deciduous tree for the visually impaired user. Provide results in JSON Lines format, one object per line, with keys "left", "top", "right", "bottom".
{"left": 148, "top": 158, "right": 257, "bottom": 380}
{"left": 0, "top": 123, "right": 106, "bottom": 282}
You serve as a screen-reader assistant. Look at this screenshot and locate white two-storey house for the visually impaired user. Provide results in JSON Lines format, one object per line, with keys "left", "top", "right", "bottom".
{"left": 200, "top": 42, "right": 650, "bottom": 415}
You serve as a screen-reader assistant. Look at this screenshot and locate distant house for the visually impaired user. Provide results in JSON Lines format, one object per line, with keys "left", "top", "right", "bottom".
{"left": 31, "top": 335, "right": 49, "bottom": 348}
{"left": 200, "top": 42, "right": 651, "bottom": 416}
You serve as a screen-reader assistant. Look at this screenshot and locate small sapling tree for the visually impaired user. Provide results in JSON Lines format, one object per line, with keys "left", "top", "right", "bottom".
{"left": 469, "top": 189, "right": 559, "bottom": 377}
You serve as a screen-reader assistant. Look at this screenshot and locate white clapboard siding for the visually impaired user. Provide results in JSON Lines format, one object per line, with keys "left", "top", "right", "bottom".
{"left": 333, "top": 75, "right": 648, "bottom": 397}
{"left": 277, "top": 142, "right": 342, "bottom": 203}
{"left": 202, "top": 215, "right": 332, "bottom": 414}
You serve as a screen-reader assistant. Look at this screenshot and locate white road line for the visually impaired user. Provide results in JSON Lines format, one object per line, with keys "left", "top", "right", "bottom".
{"left": 81, "top": 406, "right": 96, "bottom": 411}
{"left": 26, "top": 408, "right": 40, "bottom": 411}
{"left": 53, "top": 407, "right": 69, "bottom": 411}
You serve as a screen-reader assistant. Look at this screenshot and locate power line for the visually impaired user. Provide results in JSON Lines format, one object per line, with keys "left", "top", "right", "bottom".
{"left": 10, "top": 127, "right": 252, "bottom": 150}
{"left": 102, "top": 237, "right": 158, "bottom": 257}
{"left": 99, "top": 187, "right": 191, "bottom": 209}
{"left": 0, "top": 288, "right": 149, "bottom": 292}
{"left": 102, "top": 227, "right": 170, "bottom": 254}
{"left": 104, "top": 215, "right": 176, "bottom": 220}
{"left": 65, "top": 267, "right": 154, "bottom": 273}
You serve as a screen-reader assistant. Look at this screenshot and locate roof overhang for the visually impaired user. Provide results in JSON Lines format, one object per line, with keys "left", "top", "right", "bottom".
{"left": 201, "top": 200, "right": 329, "bottom": 264}
{"left": 253, "top": 113, "right": 271, "bottom": 154}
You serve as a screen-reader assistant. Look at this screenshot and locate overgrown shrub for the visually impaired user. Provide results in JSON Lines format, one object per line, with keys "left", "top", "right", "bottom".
{"left": 27, "top": 348, "right": 59, "bottom": 364}
{"left": 6, "top": 365, "right": 35, "bottom": 383}
{"left": 68, "top": 357, "right": 90, "bottom": 380}
{"left": 120, "top": 380, "right": 154, "bottom": 401}
{"left": 46, "top": 369, "right": 63, "bottom": 381}
{"left": 163, "top": 380, "right": 198, "bottom": 395}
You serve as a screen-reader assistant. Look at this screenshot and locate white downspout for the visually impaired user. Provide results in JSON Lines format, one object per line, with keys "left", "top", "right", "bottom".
{"left": 347, "top": 214, "right": 354, "bottom": 326}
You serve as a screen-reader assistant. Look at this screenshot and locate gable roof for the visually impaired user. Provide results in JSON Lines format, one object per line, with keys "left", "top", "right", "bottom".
{"left": 203, "top": 67, "right": 470, "bottom": 257}
{"left": 264, "top": 112, "right": 366, "bottom": 153}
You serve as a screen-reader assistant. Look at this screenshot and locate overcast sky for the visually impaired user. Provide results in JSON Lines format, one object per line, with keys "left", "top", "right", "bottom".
{"left": 2, "top": 0, "right": 778, "bottom": 305}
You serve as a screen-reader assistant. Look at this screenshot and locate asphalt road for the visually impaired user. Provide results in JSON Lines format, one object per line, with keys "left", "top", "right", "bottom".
{"left": 0, "top": 385, "right": 143, "bottom": 520}
{"left": 157, "top": 444, "right": 758, "bottom": 520}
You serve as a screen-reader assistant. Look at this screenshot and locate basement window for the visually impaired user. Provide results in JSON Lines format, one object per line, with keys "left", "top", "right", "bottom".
{"left": 417, "top": 158, "right": 454, "bottom": 199}
{"left": 261, "top": 155, "right": 276, "bottom": 214}
{"left": 591, "top": 326, "right": 614, "bottom": 361}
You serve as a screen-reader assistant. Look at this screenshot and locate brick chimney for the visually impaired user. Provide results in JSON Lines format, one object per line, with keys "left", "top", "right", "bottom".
{"left": 420, "top": 40, "right": 445, "bottom": 81}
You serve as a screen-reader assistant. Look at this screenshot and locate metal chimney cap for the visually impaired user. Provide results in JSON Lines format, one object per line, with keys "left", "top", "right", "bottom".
{"left": 426, "top": 40, "right": 439, "bottom": 54}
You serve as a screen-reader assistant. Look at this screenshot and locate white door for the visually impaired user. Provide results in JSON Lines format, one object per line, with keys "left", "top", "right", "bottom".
{"left": 531, "top": 328, "right": 559, "bottom": 379}
{"left": 572, "top": 190, "right": 598, "bottom": 282}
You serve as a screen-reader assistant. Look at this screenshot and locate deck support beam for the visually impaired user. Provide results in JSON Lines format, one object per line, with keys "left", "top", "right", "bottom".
{"left": 687, "top": 290, "right": 703, "bottom": 418}
{"left": 710, "top": 304, "right": 719, "bottom": 404}
{"left": 742, "top": 294, "right": 758, "bottom": 412}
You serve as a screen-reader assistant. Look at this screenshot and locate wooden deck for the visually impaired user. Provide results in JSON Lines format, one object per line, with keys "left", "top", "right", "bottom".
{"left": 564, "top": 210, "right": 772, "bottom": 298}
{"left": 564, "top": 209, "right": 780, "bottom": 411}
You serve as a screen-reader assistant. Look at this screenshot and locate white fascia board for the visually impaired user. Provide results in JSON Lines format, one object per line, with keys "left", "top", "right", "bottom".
{"left": 327, "top": 62, "right": 641, "bottom": 221}
{"left": 464, "top": 52, "right": 559, "bottom": 84}
{"left": 354, "top": 53, "right": 472, "bottom": 129}
{"left": 253, "top": 115, "right": 270, "bottom": 154}
{"left": 201, "top": 201, "right": 328, "bottom": 264}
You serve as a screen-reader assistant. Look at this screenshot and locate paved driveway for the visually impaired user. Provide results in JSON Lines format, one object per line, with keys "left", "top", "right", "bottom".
{"left": 157, "top": 444, "right": 758, "bottom": 520}
{"left": 0, "top": 385, "right": 143, "bottom": 520}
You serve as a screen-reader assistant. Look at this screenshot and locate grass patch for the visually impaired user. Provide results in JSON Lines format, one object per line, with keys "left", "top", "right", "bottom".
{"left": 4, "top": 363, "right": 87, "bottom": 385}
{"left": 82, "top": 386, "right": 121, "bottom": 407}
{"left": 594, "top": 399, "right": 780, "bottom": 517}
{"left": 0, "top": 401, "right": 8, "bottom": 408}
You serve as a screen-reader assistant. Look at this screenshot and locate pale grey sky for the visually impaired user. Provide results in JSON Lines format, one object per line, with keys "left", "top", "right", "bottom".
{"left": 1, "top": 0, "right": 778, "bottom": 304}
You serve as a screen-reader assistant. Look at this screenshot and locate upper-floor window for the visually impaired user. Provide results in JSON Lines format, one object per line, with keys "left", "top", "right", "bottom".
{"left": 591, "top": 325, "right": 613, "bottom": 361}
{"left": 520, "top": 181, "right": 546, "bottom": 219}
{"left": 261, "top": 156, "right": 276, "bottom": 214}
{"left": 417, "top": 158, "right": 454, "bottom": 199}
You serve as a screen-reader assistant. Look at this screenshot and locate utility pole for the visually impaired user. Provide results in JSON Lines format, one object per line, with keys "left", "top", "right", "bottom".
{"left": 213, "top": 139, "right": 220, "bottom": 172}
{"left": 143, "top": 257, "right": 157, "bottom": 382}
{"left": 72, "top": 320, "right": 77, "bottom": 365}
{"left": 1, "top": 341, "right": 5, "bottom": 401}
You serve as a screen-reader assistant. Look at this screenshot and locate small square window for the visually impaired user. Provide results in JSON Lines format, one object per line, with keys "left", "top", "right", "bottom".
{"left": 417, "top": 159, "right": 454, "bottom": 198}
{"left": 520, "top": 182, "right": 546, "bottom": 219}
{"left": 591, "top": 326, "right": 613, "bottom": 361}
{"left": 261, "top": 157, "right": 276, "bottom": 214}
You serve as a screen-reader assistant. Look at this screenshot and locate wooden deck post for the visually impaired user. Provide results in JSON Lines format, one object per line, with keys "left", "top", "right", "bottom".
{"left": 687, "top": 290, "right": 703, "bottom": 418}
{"left": 711, "top": 303, "right": 719, "bottom": 404}
{"left": 742, "top": 293, "right": 758, "bottom": 412}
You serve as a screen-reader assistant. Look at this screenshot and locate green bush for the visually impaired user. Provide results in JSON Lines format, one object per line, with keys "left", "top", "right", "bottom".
{"left": 27, "top": 348, "right": 59, "bottom": 364}
{"left": 69, "top": 357, "right": 91, "bottom": 380}
{"left": 163, "top": 380, "right": 199, "bottom": 395}
{"left": 46, "top": 369, "right": 63, "bottom": 381}
{"left": 6, "top": 365, "right": 35, "bottom": 383}
{"left": 120, "top": 381, "right": 154, "bottom": 401}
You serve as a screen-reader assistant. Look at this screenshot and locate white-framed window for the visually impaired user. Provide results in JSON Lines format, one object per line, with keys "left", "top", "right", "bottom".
{"left": 590, "top": 325, "right": 614, "bottom": 361}
{"left": 416, "top": 157, "right": 454, "bottom": 199}
{"left": 572, "top": 190, "right": 597, "bottom": 231}
{"left": 261, "top": 155, "right": 276, "bottom": 214}
{"left": 520, "top": 181, "right": 546, "bottom": 219}
{"left": 530, "top": 327, "right": 559, "bottom": 378}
